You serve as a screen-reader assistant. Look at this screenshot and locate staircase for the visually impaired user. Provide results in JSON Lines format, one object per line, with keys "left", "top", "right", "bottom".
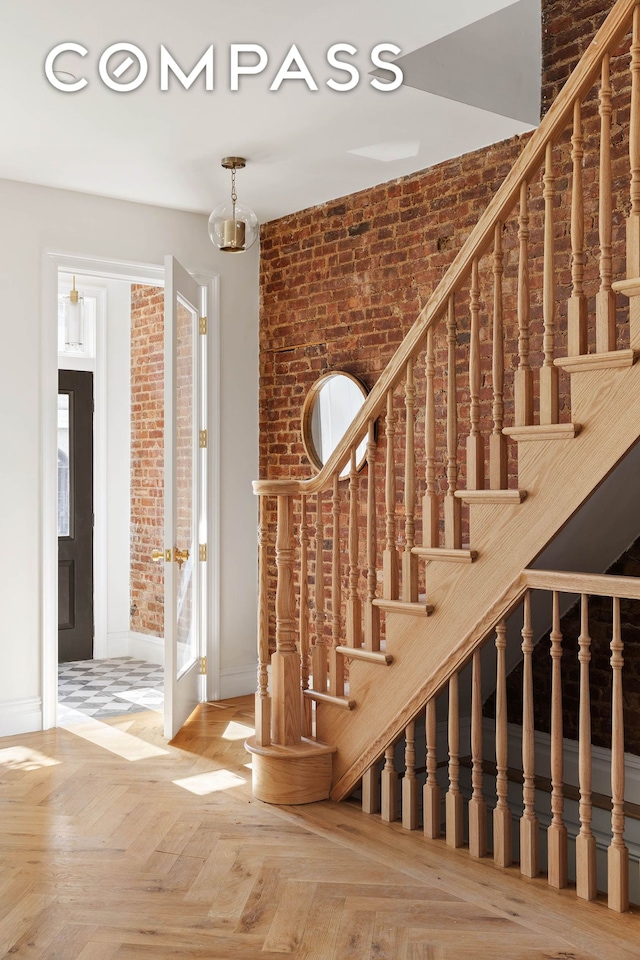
{"left": 245, "top": 0, "right": 640, "bottom": 914}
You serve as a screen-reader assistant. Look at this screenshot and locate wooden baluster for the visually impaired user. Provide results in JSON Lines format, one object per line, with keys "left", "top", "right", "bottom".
{"left": 329, "top": 474, "right": 345, "bottom": 697}
{"left": 255, "top": 495, "right": 271, "bottom": 746}
{"left": 347, "top": 448, "right": 362, "bottom": 648}
{"left": 568, "top": 99, "right": 587, "bottom": 357}
{"left": 445, "top": 298, "right": 462, "bottom": 547}
{"left": 313, "top": 490, "right": 328, "bottom": 694}
{"left": 402, "top": 720, "right": 419, "bottom": 830}
{"left": 403, "top": 359, "right": 418, "bottom": 601}
{"left": 627, "top": 6, "right": 640, "bottom": 284}
{"left": 381, "top": 744, "right": 398, "bottom": 823}
{"left": 467, "top": 259, "right": 484, "bottom": 489}
{"left": 576, "top": 594, "right": 597, "bottom": 901}
{"left": 548, "top": 591, "right": 568, "bottom": 888}
{"left": 362, "top": 764, "right": 380, "bottom": 815}
{"left": 541, "top": 141, "right": 559, "bottom": 424}
{"left": 469, "top": 649, "right": 487, "bottom": 858}
{"left": 597, "top": 56, "right": 616, "bottom": 353}
{"left": 271, "top": 495, "right": 301, "bottom": 746}
{"left": 608, "top": 597, "right": 629, "bottom": 913}
{"left": 364, "top": 420, "right": 380, "bottom": 652}
{"left": 520, "top": 590, "right": 539, "bottom": 878}
{"left": 494, "top": 619, "right": 512, "bottom": 867}
{"left": 423, "top": 327, "right": 440, "bottom": 547}
{"left": 383, "top": 389, "right": 399, "bottom": 598}
{"left": 490, "top": 223, "right": 507, "bottom": 489}
{"left": 516, "top": 181, "right": 534, "bottom": 426}
{"left": 299, "top": 495, "right": 312, "bottom": 736}
{"left": 446, "top": 672, "right": 463, "bottom": 848}
{"left": 423, "top": 698, "right": 441, "bottom": 839}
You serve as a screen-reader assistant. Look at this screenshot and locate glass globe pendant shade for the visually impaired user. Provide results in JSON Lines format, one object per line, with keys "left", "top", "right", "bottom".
{"left": 64, "top": 278, "right": 84, "bottom": 350}
{"left": 208, "top": 200, "right": 258, "bottom": 253}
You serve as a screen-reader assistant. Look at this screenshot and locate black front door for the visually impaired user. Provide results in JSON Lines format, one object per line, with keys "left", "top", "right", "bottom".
{"left": 58, "top": 370, "right": 94, "bottom": 662}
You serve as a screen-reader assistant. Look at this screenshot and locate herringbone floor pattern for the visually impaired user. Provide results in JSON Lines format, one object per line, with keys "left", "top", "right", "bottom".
{"left": 1, "top": 697, "right": 639, "bottom": 959}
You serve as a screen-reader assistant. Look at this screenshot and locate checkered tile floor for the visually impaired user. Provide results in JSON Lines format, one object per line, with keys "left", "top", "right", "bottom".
{"left": 58, "top": 657, "right": 164, "bottom": 719}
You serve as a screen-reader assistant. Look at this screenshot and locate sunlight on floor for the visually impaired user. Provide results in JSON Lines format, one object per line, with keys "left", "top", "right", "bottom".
{"left": 222, "top": 720, "right": 255, "bottom": 741}
{"left": 0, "top": 746, "right": 60, "bottom": 771}
{"left": 114, "top": 688, "right": 164, "bottom": 712}
{"left": 173, "top": 768, "right": 247, "bottom": 795}
{"left": 58, "top": 705, "right": 168, "bottom": 761}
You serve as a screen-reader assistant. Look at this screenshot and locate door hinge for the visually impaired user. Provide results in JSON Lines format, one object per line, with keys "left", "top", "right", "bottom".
{"left": 200, "top": 656, "right": 207, "bottom": 675}
{"left": 199, "top": 544, "right": 207, "bottom": 562}
{"left": 199, "top": 429, "right": 207, "bottom": 448}
{"left": 199, "top": 316, "right": 207, "bottom": 335}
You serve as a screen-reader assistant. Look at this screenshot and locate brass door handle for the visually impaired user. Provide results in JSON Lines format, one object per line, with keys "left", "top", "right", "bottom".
{"left": 152, "top": 549, "right": 170, "bottom": 562}
{"left": 174, "top": 547, "right": 189, "bottom": 569}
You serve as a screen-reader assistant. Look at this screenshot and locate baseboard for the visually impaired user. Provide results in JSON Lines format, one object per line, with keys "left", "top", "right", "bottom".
{"left": 480, "top": 719, "right": 640, "bottom": 804}
{"left": 106, "top": 631, "right": 164, "bottom": 665}
{"left": 217, "top": 663, "right": 257, "bottom": 700}
{"left": 0, "top": 698, "right": 42, "bottom": 737}
{"left": 128, "top": 631, "right": 164, "bottom": 665}
{"left": 105, "top": 631, "right": 131, "bottom": 659}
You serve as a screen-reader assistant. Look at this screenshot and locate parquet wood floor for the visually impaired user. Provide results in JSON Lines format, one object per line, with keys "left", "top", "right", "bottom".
{"left": 0, "top": 696, "right": 638, "bottom": 959}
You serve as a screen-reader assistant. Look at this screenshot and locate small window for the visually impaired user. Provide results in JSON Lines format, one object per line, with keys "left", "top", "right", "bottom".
{"left": 58, "top": 393, "right": 71, "bottom": 537}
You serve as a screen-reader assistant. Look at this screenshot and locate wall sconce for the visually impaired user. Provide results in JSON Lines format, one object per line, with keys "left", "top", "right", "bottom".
{"left": 63, "top": 275, "right": 84, "bottom": 350}
{"left": 208, "top": 157, "right": 259, "bottom": 253}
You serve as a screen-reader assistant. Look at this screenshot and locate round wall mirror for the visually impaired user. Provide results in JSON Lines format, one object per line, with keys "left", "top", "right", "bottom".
{"left": 302, "top": 371, "right": 368, "bottom": 478}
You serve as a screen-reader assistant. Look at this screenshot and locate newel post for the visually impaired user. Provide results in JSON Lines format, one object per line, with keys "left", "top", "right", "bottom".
{"left": 246, "top": 485, "right": 336, "bottom": 805}
{"left": 254, "top": 496, "right": 271, "bottom": 746}
{"left": 270, "top": 494, "right": 302, "bottom": 746}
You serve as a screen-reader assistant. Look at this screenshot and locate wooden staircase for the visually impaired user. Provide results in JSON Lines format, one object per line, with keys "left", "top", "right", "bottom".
{"left": 245, "top": 0, "right": 640, "bottom": 914}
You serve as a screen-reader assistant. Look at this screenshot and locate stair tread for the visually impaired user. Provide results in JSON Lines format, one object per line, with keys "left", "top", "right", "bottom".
{"left": 554, "top": 349, "right": 636, "bottom": 373}
{"left": 612, "top": 276, "right": 640, "bottom": 297}
{"left": 335, "top": 645, "right": 393, "bottom": 665}
{"left": 372, "top": 598, "right": 434, "bottom": 616}
{"left": 412, "top": 547, "right": 477, "bottom": 563}
{"left": 502, "top": 422, "right": 581, "bottom": 441}
{"left": 303, "top": 689, "right": 355, "bottom": 709}
{"left": 455, "top": 489, "right": 527, "bottom": 504}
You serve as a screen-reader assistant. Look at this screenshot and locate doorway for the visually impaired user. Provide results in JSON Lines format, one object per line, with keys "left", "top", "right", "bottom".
{"left": 45, "top": 255, "right": 215, "bottom": 736}
{"left": 58, "top": 369, "right": 94, "bottom": 662}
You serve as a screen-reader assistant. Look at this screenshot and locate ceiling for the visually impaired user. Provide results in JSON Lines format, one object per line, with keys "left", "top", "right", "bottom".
{"left": 0, "top": 0, "right": 541, "bottom": 223}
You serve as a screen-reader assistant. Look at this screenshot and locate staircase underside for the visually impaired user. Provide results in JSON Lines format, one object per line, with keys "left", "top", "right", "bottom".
{"left": 320, "top": 360, "right": 640, "bottom": 799}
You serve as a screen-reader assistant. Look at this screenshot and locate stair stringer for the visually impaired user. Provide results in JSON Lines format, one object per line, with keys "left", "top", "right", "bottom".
{"left": 323, "top": 360, "right": 640, "bottom": 801}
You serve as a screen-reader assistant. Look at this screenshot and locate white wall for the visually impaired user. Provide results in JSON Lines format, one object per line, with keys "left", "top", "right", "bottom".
{"left": 0, "top": 177, "right": 259, "bottom": 735}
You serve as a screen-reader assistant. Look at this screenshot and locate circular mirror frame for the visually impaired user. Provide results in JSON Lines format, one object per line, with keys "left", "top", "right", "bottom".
{"left": 302, "top": 370, "right": 369, "bottom": 475}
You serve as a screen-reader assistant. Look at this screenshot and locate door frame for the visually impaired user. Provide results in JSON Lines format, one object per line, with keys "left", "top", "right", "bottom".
{"left": 41, "top": 253, "right": 221, "bottom": 729}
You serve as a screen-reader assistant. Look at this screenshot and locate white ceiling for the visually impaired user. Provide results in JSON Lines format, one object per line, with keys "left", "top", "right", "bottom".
{"left": 0, "top": 0, "right": 541, "bottom": 223}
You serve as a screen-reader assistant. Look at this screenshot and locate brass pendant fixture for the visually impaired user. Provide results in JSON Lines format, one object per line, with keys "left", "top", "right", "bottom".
{"left": 208, "top": 156, "right": 259, "bottom": 253}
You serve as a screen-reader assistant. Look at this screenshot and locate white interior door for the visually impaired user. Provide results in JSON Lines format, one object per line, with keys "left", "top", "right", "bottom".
{"left": 164, "top": 255, "right": 204, "bottom": 739}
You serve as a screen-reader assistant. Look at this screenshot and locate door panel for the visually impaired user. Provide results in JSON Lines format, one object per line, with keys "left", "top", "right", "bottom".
{"left": 164, "top": 256, "right": 203, "bottom": 739}
{"left": 58, "top": 370, "right": 94, "bottom": 662}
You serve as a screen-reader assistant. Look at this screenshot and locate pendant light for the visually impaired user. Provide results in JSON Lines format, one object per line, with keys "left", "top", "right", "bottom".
{"left": 64, "top": 276, "right": 85, "bottom": 350}
{"left": 208, "top": 157, "right": 259, "bottom": 253}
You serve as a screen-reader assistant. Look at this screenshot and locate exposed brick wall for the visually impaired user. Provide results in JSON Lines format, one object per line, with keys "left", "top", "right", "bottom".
{"left": 258, "top": 1, "right": 632, "bottom": 661}
{"left": 130, "top": 284, "right": 164, "bottom": 637}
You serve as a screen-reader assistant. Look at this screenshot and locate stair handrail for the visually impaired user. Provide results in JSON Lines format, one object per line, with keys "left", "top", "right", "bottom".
{"left": 254, "top": 0, "right": 639, "bottom": 499}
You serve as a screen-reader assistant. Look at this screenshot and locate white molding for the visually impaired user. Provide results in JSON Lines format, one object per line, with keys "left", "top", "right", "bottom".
{"left": 0, "top": 699, "right": 42, "bottom": 737}
{"left": 218, "top": 663, "right": 257, "bottom": 700}
{"left": 42, "top": 254, "right": 60, "bottom": 729}
{"left": 105, "top": 631, "right": 131, "bottom": 659}
{"left": 51, "top": 254, "right": 165, "bottom": 287}
{"left": 104, "top": 631, "right": 164, "bottom": 665}
{"left": 201, "top": 274, "right": 222, "bottom": 702}
{"left": 128, "top": 631, "right": 164, "bottom": 665}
